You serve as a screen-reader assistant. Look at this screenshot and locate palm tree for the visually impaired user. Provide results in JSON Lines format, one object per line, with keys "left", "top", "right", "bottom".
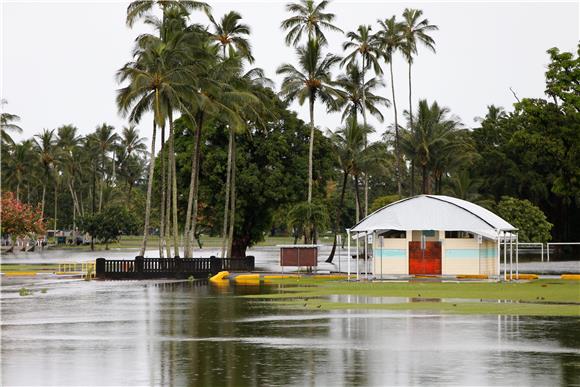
{"left": 57, "top": 125, "right": 83, "bottom": 227}
{"left": 93, "top": 124, "right": 119, "bottom": 211}
{"left": 325, "top": 118, "right": 374, "bottom": 262}
{"left": 341, "top": 24, "right": 383, "bottom": 217}
{"left": 281, "top": 0, "right": 343, "bottom": 47}
{"left": 33, "top": 129, "right": 57, "bottom": 219}
{"left": 209, "top": 11, "right": 254, "bottom": 63}
{"left": 3, "top": 140, "right": 33, "bottom": 202}
{"left": 401, "top": 100, "right": 460, "bottom": 194}
{"left": 0, "top": 99, "right": 23, "bottom": 145}
{"left": 401, "top": 9, "right": 438, "bottom": 127}
{"left": 126, "top": 0, "right": 210, "bottom": 34}
{"left": 376, "top": 16, "right": 404, "bottom": 196}
{"left": 401, "top": 8, "right": 438, "bottom": 195}
{"left": 277, "top": 38, "right": 341, "bottom": 204}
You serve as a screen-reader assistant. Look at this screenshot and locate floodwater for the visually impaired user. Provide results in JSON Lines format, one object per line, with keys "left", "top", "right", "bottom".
{"left": 2, "top": 279, "right": 579, "bottom": 386}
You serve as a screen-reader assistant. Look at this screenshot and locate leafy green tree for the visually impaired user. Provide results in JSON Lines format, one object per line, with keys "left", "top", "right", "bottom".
{"left": 496, "top": 196, "right": 553, "bottom": 243}
{"left": 277, "top": 38, "right": 341, "bottom": 204}
{"left": 280, "top": 0, "right": 342, "bottom": 47}
{"left": 545, "top": 45, "right": 580, "bottom": 112}
{"left": 80, "top": 205, "right": 138, "bottom": 250}
{"left": 369, "top": 194, "right": 403, "bottom": 213}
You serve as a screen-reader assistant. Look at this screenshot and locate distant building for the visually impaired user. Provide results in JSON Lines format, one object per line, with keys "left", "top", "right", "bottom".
{"left": 349, "top": 195, "right": 517, "bottom": 278}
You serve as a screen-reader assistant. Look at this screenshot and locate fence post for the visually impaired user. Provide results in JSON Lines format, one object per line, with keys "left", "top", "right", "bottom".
{"left": 96, "top": 258, "right": 105, "bottom": 279}
{"left": 135, "top": 256, "right": 144, "bottom": 278}
{"left": 246, "top": 255, "right": 255, "bottom": 271}
{"left": 210, "top": 255, "right": 222, "bottom": 275}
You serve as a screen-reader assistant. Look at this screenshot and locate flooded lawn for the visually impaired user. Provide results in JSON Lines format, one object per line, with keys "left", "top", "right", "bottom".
{"left": 1, "top": 279, "right": 579, "bottom": 386}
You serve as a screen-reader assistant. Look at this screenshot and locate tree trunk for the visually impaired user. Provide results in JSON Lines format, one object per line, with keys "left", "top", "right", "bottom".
{"left": 189, "top": 113, "right": 203, "bottom": 254}
{"left": 354, "top": 174, "right": 361, "bottom": 223}
{"left": 227, "top": 138, "right": 236, "bottom": 258}
{"left": 41, "top": 184, "right": 46, "bottom": 218}
{"left": 169, "top": 110, "right": 179, "bottom": 257}
{"left": 53, "top": 179, "right": 58, "bottom": 231}
{"left": 422, "top": 165, "right": 428, "bottom": 194}
{"left": 139, "top": 119, "right": 156, "bottom": 257}
{"left": 184, "top": 112, "right": 203, "bottom": 258}
{"left": 326, "top": 169, "right": 349, "bottom": 263}
{"left": 361, "top": 58, "right": 369, "bottom": 218}
{"left": 390, "top": 60, "right": 402, "bottom": 197}
{"left": 159, "top": 124, "right": 166, "bottom": 258}
{"left": 16, "top": 181, "right": 20, "bottom": 202}
{"left": 221, "top": 126, "right": 234, "bottom": 258}
{"left": 308, "top": 94, "right": 315, "bottom": 204}
{"left": 164, "top": 145, "right": 172, "bottom": 258}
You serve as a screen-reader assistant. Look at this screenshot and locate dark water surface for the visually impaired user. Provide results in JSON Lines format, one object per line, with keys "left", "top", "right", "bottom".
{"left": 1, "top": 279, "right": 579, "bottom": 386}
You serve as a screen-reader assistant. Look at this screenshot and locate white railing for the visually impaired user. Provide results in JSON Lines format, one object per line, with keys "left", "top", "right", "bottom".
{"left": 516, "top": 242, "right": 544, "bottom": 262}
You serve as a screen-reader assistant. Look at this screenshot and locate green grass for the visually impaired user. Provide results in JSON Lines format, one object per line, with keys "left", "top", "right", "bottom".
{"left": 0, "top": 263, "right": 61, "bottom": 272}
{"left": 245, "top": 278, "right": 580, "bottom": 316}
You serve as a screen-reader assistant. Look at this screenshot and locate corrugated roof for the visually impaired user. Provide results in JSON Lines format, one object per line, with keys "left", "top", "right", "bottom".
{"left": 350, "top": 195, "right": 516, "bottom": 233}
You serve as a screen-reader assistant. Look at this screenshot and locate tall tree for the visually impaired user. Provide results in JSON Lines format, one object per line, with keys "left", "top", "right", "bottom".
{"left": 277, "top": 38, "right": 341, "bottom": 205}
{"left": 401, "top": 8, "right": 438, "bottom": 195}
{"left": 376, "top": 16, "right": 405, "bottom": 196}
{"left": 341, "top": 24, "right": 383, "bottom": 217}
{"left": 281, "top": 0, "right": 342, "bottom": 47}
{"left": 33, "top": 129, "right": 57, "bottom": 218}
{"left": 209, "top": 11, "right": 254, "bottom": 62}
{"left": 0, "top": 99, "right": 23, "bottom": 146}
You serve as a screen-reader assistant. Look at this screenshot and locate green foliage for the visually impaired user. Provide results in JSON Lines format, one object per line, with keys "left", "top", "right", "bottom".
{"left": 287, "top": 201, "right": 330, "bottom": 243}
{"left": 369, "top": 194, "right": 403, "bottom": 213}
{"left": 495, "top": 196, "right": 553, "bottom": 243}
{"left": 19, "top": 287, "right": 32, "bottom": 297}
{"left": 80, "top": 206, "right": 138, "bottom": 249}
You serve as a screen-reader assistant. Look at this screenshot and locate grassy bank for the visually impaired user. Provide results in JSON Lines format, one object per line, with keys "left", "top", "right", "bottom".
{"left": 245, "top": 278, "right": 580, "bottom": 316}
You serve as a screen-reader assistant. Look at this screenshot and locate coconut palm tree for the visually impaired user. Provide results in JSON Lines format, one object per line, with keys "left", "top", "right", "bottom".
{"left": 0, "top": 99, "right": 23, "bottom": 146}
{"left": 57, "top": 125, "right": 83, "bottom": 227}
{"left": 325, "top": 118, "right": 375, "bottom": 262}
{"left": 209, "top": 11, "right": 254, "bottom": 63}
{"left": 93, "top": 124, "right": 119, "bottom": 212}
{"left": 401, "top": 100, "right": 460, "bottom": 194}
{"left": 126, "top": 0, "right": 210, "bottom": 33}
{"left": 277, "top": 38, "right": 341, "bottom": 204}
{"left": 400, "top": 9, "right": 437, "bottom": 195}
{"left": 341, "top": 25, "right": 384, "bottom": 217}
{"left": 400, "top": 8, "right": 438, "bottom": 136}
{"left": 376, "top": 16, "right": 404, "bottom": 196}
{"left": 33, "top": 129, "right": 57, "bottom": 218}
{"left": 281, "top": 0, "right": 343, "bottom": 47}
{"left": 3, "top": 140, "right": 34, "bottom": 202}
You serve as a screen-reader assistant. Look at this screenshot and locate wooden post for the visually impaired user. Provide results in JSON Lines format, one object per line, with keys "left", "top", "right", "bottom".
{"left": 95, "top": 258, "right": 105, "bottom": 279}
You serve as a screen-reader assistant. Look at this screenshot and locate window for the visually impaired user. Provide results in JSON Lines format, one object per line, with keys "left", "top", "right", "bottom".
{"left": 379, "top": 230, "right": 406, "bottom": 239}
{"left": 445, "top": 231, "right": 474, "bottom": 239}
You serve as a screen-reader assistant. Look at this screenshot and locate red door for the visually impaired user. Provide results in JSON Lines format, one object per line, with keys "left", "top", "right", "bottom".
{"left": 409, "top": 241, "right": 442, "bottom": 275}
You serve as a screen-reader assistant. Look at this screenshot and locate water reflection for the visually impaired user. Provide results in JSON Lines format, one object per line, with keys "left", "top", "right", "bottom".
{"left": 1, "top": 280, "right": 579, "bottom": 386}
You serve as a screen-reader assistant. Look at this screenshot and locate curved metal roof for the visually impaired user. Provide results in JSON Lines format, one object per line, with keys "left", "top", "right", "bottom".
{"left": 350, "top": 195, "right": 516, "bottom": 233}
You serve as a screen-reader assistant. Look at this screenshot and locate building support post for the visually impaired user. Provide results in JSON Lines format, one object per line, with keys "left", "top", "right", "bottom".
{"left": 356, "top": 233, "right": 360, "bottom": 281}
{"left": 509, "top": 232, "right": 513, "bottom": 280}
{"left": 347, "top": 229, "right": 351, "bottom": 280}
{"left": 515, "top": 232, "right": 519, "bottom": 279}
{"left": 496, "top": 230, "right": 501, "bottom": 281}
{"left": 503, "top": 231, "right": 507, "bottom": 281}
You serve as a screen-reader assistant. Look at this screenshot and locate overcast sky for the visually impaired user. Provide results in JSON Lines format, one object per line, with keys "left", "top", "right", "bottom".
{"left": 1, "top": 1, "right": 578, "bottom": 147}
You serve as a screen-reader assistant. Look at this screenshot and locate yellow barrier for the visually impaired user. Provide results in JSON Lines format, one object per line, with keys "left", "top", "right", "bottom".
{"left": 263, "top": 275, "right": 300, "bottom": 279}
{"left": 234, "top": 274, "right": 260, "bottom": 282}
{"left": 507, "top": 274, "right": 539, "bottom": 280}
{"left": 4, "top": 272, "right": 37, "bottom": 276}
{"left": 561, "top": 274, "right": 580, "bottom": 280}
{"left": 456, "top": 274, "right": 489, "bottom": 279}
{"left": 210, "top": 271, "right": 230, "bottom": 282}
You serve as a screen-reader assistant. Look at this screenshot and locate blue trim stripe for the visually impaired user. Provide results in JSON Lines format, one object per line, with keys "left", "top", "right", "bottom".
{"left": 445, "top": 248, "right": 497, "bottom": 259}
{"left": 375, "top": 248, "right": 406, "bottom": 259}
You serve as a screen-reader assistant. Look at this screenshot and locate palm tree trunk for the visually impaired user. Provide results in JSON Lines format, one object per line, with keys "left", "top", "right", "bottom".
{"left": 227, "top": 138, "right": 236, "bottom": 258}
{"left": 169, "top": 111, "right": 179, "bottom": 257}
{"left": 422, "top": 165, "right": 428, "bottom": 194}
{"left": 389, "top": 60, "right": 402, "bottom": 197}
{"left": 408, "top": 60, "right": 415, "bottom": 196}
{"left": 41, "top": 184, "right": 46, "bottom": 218}
{"left": 189, "top": 116, "right": 203, "bottom": 252}
{"left": 354, "top": 174, "right": 361, "bottom": 223}
{"left": 16, "top": 181, "right": 20, "bottom": 202}
{"left": 164, "top": 147, "right": 172, "bottom": 258}
{"left": 184, "top": 112, "right": 203, "bottom": 258}
{"left": 159, "top": 124, "right": 166, "bottom": 258}
{"left": 326, "top": 169, "right": 349, "bottom": 263}
{"left": 139, "top": 119, "right": 156, "bottom": 257}
{"left": 53, "top": 180, "right": 58, "bottom": 231}
{"left": 221, "top": 126, "right": 234, "bottom": 258}
{"left": 308, "top": 94, "right": 315, "bottom": 204}
{"left": 361, "top": 58, "right": 369, "bottom": 218}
